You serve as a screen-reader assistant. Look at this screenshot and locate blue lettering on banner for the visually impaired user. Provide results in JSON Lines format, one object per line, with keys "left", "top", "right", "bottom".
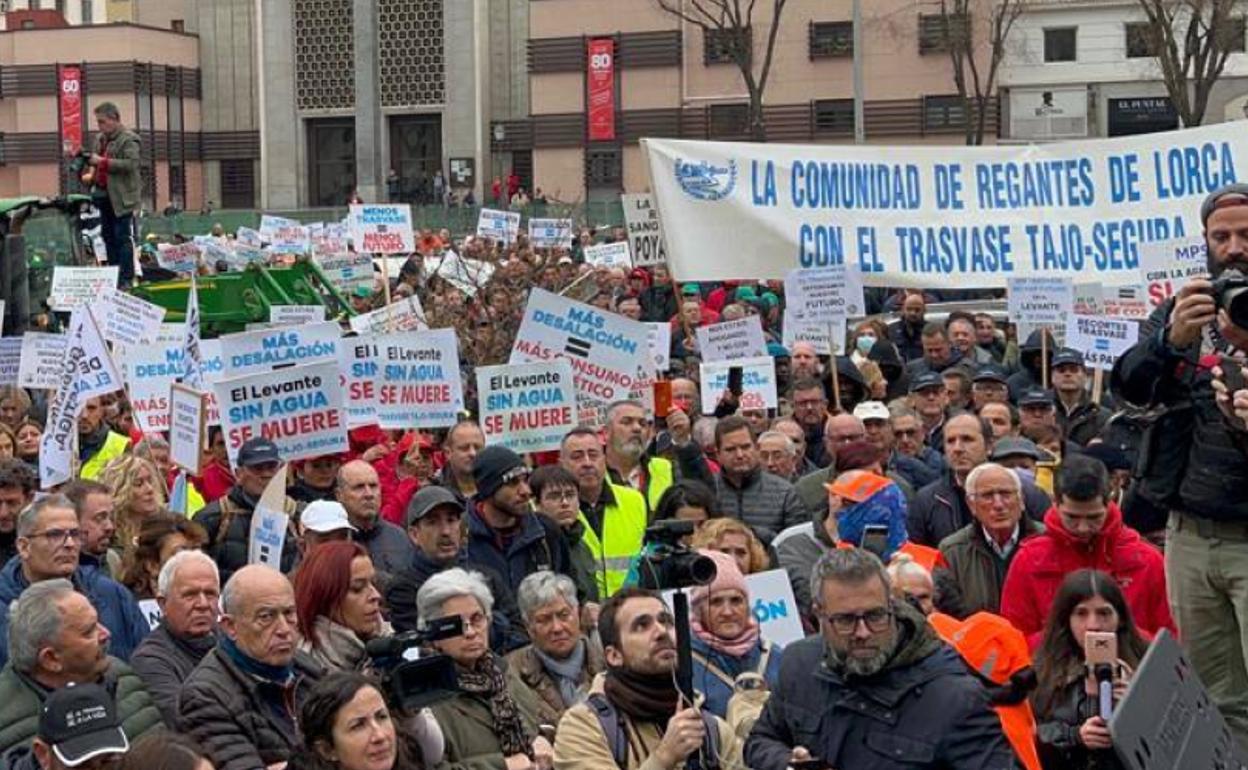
{"left": 530, "top": 309, "right": 639, "bottom": 355}
{"left": 753, "top": 598, "right": 788, "bottom": 623}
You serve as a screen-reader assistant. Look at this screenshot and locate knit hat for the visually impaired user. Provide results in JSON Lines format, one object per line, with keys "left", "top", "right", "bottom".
{"left": 689, "top": 549, "right": 760, "bottom": 656}
{"left": 472, "top": 445, "right": 529, "bottom": 500}
{"left": 690, "top": 550, "right": 748, "bottom": 605}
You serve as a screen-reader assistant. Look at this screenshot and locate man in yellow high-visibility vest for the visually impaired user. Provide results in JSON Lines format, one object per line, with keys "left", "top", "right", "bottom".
{"left": 602, "top": 400, "right": 714, "bottom": 518}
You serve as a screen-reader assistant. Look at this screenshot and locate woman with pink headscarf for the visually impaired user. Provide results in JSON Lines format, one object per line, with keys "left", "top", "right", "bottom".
{"left": 688, "top": 550, "right": 785, "bottom": 719}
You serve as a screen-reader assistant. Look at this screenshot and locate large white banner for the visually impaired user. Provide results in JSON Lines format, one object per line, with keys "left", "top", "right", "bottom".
{"left": 374, "top": 328, "right": 464, "bottom": 429}
{"left": 642, "top": 123, "right": 1248, "bottom": 288}
{"left": 218, "top": 322, "right": 342, "bottom": 379}
{"left": 213, "top": 361, "right": 347, "bottom": 468}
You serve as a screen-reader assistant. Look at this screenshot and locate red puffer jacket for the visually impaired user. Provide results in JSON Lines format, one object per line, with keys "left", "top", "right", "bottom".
{"left": 999, "top": 501, "right": 1175, "bottom": 648}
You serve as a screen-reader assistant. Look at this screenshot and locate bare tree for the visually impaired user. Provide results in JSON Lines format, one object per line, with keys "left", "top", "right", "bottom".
{"left": 938, "top": 0, "right": 1025, "bottom": 145}
{"left": 654, "top": 0, "right": 790, "bottom": 141}
{"left": 1135, "top": 0, "right": 1245, "bottom": 126}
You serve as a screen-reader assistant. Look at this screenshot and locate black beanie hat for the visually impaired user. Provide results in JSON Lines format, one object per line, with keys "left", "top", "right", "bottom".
{"left": 472, "top": 445, "right": 529, "bottom": 500}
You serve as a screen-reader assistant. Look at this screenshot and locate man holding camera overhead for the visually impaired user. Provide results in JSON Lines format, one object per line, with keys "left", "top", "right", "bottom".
{"left": 1111, "top": 181, "right": 1248, "bottom": 746}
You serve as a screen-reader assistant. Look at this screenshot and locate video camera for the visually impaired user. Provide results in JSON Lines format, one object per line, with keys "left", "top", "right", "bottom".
{"left": 636, "top": 520, "right": 717, "bottom": 590}
{"left": 1212, "top": 267, "right": 1248, "bottom": 330}
{"left": 365, "top": 615, "right": 464, "bottom": 712}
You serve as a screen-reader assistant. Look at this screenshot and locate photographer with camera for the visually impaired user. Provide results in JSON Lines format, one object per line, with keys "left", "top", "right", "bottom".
{"left": 71, "top": 103, "right": 140, "bottom": 289}
{"left": 1031, "top": 570, "right": 1148, "bottom": 770}
{"left": 1110, "top": 182, "right": 1248, "bottom": 744}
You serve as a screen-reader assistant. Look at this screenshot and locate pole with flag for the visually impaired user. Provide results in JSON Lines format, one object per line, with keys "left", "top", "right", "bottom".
{"left": 183, "top": 274, "right": 205, "bottom": 390}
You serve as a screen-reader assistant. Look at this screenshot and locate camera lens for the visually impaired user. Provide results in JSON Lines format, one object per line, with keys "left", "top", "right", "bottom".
{"left": 686, "top": 553, "right": 718, "bottom": 585}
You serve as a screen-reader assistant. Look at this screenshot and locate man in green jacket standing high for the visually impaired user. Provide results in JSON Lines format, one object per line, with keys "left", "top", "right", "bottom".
{"left": 83, "top": 102, "right": 141, "bottom": 289}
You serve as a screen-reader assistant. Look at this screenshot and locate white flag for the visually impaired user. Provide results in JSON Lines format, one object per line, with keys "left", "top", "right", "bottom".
{"left": 40, "top": 308, "right": 124, "bottom": 488}
{"left": 183, "top": 275, "right": 205, "bottom": 390}
{"left": 248, "top": 465, "right": 291, "bottom": 567}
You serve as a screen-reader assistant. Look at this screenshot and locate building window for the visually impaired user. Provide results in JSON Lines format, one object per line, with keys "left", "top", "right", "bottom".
{"left": 81, "top": 0, "right": 92, "bottom": 22}
{"left": 704, "top": 26, "right": 751, "bottom": 65}
{"left": 307, "top": 117, "right": 356, "bottom": 207}
{"left": 813, "top": 99, "right": 854, "bottom": 134}
{"left": 585, "top": 147, "right": 622, "bottom": 189}
{"left": 924, "top": 95, "right": 967, "bottom": 130}
{"left": 220, "top": 159, "right": 256, "bottom": 209}
{"left": 919, "top": 13, "right": 969, "bottom": 54}
{"left": 1044, "top": 27, "right": 1077, "bottom": 62}
{"left": 810, "top": 21, "right": 853, "bottom": 58}
{"left": 1222, "top": 17, "right": 1247, "bottom": 53}
{"left": 709, "top": 102, "right": 750, "bottom": 138}
{"left": 1125, "top": 22, "right": 1159, "bottom": 58}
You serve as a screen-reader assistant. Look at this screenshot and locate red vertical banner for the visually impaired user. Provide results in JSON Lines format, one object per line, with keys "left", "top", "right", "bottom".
{"left": 58, "top": 64, "right": 83, "bottom": 155}
{"left": 586, "top": 38, "right": 615, "bottom": 142}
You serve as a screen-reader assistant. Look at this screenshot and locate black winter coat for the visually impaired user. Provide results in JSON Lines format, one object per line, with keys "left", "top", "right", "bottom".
{"left": 130, "top": 625, "right": 215, "bottom": 726}
{"left": 908, "top": 470, "right": 1050, "bottom": 548}
{"left": 193, "top": 486, "right": 300, "bottom": 583}
{"left": 1033, "top": 677, "right": 1124, "bottom": 770}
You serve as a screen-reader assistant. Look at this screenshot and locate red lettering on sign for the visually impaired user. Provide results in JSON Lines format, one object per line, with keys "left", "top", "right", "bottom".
{"left": 508, "top": 407, "right": 572, "bottom": 430}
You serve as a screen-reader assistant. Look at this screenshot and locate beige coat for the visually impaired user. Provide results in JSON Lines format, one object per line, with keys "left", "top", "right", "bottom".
{"left": 553, "top": 674, "right": 745, "bottom": 770}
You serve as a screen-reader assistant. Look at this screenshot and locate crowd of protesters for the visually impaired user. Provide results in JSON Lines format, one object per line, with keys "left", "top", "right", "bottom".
{"left": 0, "top": 181, "right": 1244, "bottom": 770}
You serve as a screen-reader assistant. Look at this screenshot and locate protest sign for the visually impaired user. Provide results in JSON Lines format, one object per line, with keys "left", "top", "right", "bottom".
{"left": 259, "top": 215, "right": 298, "bottom": 237}
{"left": 700, "top": 357, "right": 778, "bottom": 413}
{"left": 1101, "top": 283, "right": 1150, "bottom": 320}
{"left": 476, "top": 361, "right": 576, "bottom": 453}
{"left": 248, "top": 469, "right": 291, "bottom": 568}
{"left": 214, "top": 361, "right": 347, "bottom": 468}
{"left": 0, "top": 338, "right": 21, "bottom": 386}
{"left": 137, "top": 599, "right": 163, "bottom": 631}
{"left": 1065, "top": 314, "right": 1140, "bottom": 370}
{"left": 268, "top": 224, "right": 310, "bottom": 254}
{"left": 18, "top": 333, "right": 68, "bottom": 389}
{"left": 696, "top": 316, "right": 768, "bottom": 362}
{"left": 647, "top": 323, "right": 672, "bottom": 371}
{"left": 785, "top": 266, "right": 866, "bottom": 320}
{"left": 374, "top": 328, "right": 464, "bottom": 429}
{"left": 123, "top": 327, "right": 225, "bottom": 432}
{"left": 621, "top": 193, "right": 668, "bottom": 267}
{"left": 477, "top": 208, "right": 521, "bottom": 243}
{"left": 510, "top": 288, "right": 651, "bottom": 426}
{"left": 348, "top": 295, "right": 427, "bottom": 334}
{"left": 1008, "top": 276, "right": 1074, "bottom": 326}
{"left": 642, "top": 123, "right": 1248, "bottom": 288}
{"left": 584, "top": 241, "right": 632, "bottom": 269}
{"left": 1073, "top": 282, "right": 1104, "bottom": 316}
{"left": 218, "top": 321, "right": 341, "bottom": 379}
{"left": 98, "top": 287, "right": 166, "bottom": 346}
{"left": 1139, "top": 236, "right": 1208, "bottom": 308}
{"left": 338, "top": 335, "right": 379, "bottom": 426}
{"left": 661, "top": 569, "right": 803, "bottom": 648}
{"left": 236, "top": 226, "right": 264, "bottom": 248}
{"left": 270, "top": 305, "right": 325, "bottom": 327}
{"left": 349, "top": 204, "right": 416, "bottom": 254}
{"left": 182, "top": 276, "right": 206, "bottom": 391}
{"left": 425, "top": 252, "right": 494, "bottom": 297}
{"left": 169, "top": 384, "right": 206, "bottom": 474}
{"left": 155, "top": 243, "right": 201, "bottom": 274}
{"left": 782, "top": 308, "right": 844, "bottom": 355}
{"left": 528, "top": 218, "right": 574, "bottom": 249}
{"left": 49, "top": 266, "right": 118, "bottom": 311}
{"left": 316, "top": 252, "right": 375, "bottom": 295}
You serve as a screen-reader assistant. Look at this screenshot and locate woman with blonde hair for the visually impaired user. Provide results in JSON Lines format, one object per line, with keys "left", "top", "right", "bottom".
{"left": 690, "top": 517, "right": 770, "bottom": 576}
{"left": 99, "top": 453, "right": 167, "bottom": 547}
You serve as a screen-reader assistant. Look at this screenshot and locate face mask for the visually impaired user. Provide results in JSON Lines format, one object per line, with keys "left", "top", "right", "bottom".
{"left": 856, "top": 336, "right": 876, "bottom": 355}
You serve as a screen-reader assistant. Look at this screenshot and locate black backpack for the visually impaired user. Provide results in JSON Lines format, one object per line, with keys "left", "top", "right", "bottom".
{"left": 586, "top": 693, "right": 721, "bottom": 770}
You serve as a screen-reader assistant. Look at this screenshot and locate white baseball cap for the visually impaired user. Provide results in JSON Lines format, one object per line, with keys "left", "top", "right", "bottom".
{"left": 301, "top": 501, "right": 357, "bottom": 534}
{"left": 852, "top": 401, "right": 890, "bottom": 423}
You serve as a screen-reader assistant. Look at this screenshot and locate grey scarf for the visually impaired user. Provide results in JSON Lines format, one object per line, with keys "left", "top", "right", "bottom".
{"left": 533, "top": 637, "right": 587, "bottom": 708}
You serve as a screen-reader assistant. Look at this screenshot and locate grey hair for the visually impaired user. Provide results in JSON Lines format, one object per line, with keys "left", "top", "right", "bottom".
{"left": 965, "top": 462, "right": 1023, "bottom": 499}
{"left": 8, "top": 579, "right": 76, "bottom": 674}
{"left": 756, "top": 431, "right": 796, "bottom": 456}
{"left": 888, "top": 404, "right": 920, "bottom": 422}
{"left": 692, "top": 417, "right": 718, "bottom": 447}
{"left": 93, "top": 101, "right": 121, "bottom": 120}
{"left": 157, "top": 550, "right": 219, "bottom": 598}
{"left": 810, "top": 548, "right": 891, "bottom": 605}
{"left": 516, "top": 571, "right": 578, "bottom": 624}
{"left": 887, "top": 554, "right": 932, "bottom": 585}
{"left": 416, "top": 568, "right": 494, "bottom": 627}
{"left": 16, "top": 494, "right": 73, "bottom": 537}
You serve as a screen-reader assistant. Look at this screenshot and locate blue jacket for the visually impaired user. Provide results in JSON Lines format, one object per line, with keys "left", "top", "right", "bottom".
{"left": 0, "top": 557, "right": 150, "bottom": 668}
{"left": 690, "top": 635, "right": 784, "bottom": 719}
{"left": 465, "top": 505, "right": 571, "bottom": 598}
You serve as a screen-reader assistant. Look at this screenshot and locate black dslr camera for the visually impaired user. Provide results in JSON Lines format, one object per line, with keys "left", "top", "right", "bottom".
{"left": 365, "top": 615, "right": 464, "bottom": 711}
{"left": 636, "top": 520, "right": 718, "bottom": 590}
{"left": 1212, "top": 267, "right": 1248, "bottom": 330}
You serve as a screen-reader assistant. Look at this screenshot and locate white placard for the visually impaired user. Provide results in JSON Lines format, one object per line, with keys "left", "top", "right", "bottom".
{"left": 0, "top": 338, "right": 21, "bottom": 386}
{"left": 98, "top": 287, "right": 166, "bottom": 346}
{"left": 259, "top": 215, "right": 298, "bottom": 238}
{"left": 18, "top": 333, "right": 68, "bottom": 389}
{"left": 213, "top": 361, "right": 348, "bottom": 469}
{"left": 122, "top": 326, "right": 224, "bottom": 432}
{"left": 155, "top": 243, "right": 201, "bottom": 273}
{"left": 647, "top": 323, "right": 672, "bottom": 372}
{"left": 374, "top": 328, "right": 464, "bottom": 429}
{"left": 1073, "top": 282, "right": 1104, "bottom": 316}
{"left": 49, "top": 266, "right": 118, "bottom": 311}
{"left": 138, "top": 599, "right": 163, "bottom": 631}
{"left": 785, "top": 266, "right": 866, "bottom": 320}
{"left": 348, "top": 295, "right": 428, "bottom": 335}
{"left": 349, "top": 204, "right": 416, "bottom": 254}
{"left": 218, "top": 321, "right": 342, "bottom": 378}
{"left": 315, "top": 252, "right": 375, "bottom": 295}
{"left": 338, "top": 335, "right": 379, "bottom": 427}
{"left": 477, "top": 360, "right": 577, "bottom": 453}
{"left": 476, "top": 208, "right": 521, "bottom": 244}
{"left": 248, "top": 469, "right": 291, "bottom": 568}
{"left": 528, "top": 218, "right": 574, "bottom": 249}
{"left": 270, "top": 305, "right": 326, "bottom": 327}
{"left": 1139, "top": 237, "right": 1208, "bottom": 309}
{"left": 169, "top": 384, "right": 206, "bottom": 474}
{"left": 696, "top": 316, "right": 769, "bottom": 362}
{"left": 699, "top": 356, "right": 779, "bottom": 414}
{"left": 1064, "top": 314, "right": 1141, "bottom": 371}
{"left": 510, "top": 288, "right": 652, "bottom": 427}
{"left": 1008, "top": 276, "right": 1074, "bottom": 326}
{"left": 782, "top": 308, "right": 844, "bottom": 356}
{"left": 268, "top": 224, "right": 310, "bottom": 254}
{"left": 1101, "top": 283, "right": 1150, "bottom": 320}
{"left": 425, "top": 253, "right": 495, "bottom": 298}
{"left": 584, "top": 241, "right": 632, "bottom": 269}
{"left": 661, "top": 569, "right": 804, "bottom": 649}
{"left": 621, "top": 193, "right": 668, "bottom": 267}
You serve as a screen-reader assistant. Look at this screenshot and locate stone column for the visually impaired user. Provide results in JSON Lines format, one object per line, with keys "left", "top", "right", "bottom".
{"left": 353, "top": 0, "right": 384, "bottom": 202}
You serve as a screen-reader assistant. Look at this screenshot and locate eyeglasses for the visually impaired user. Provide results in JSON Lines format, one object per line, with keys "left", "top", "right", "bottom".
{"left": 893, "top": 429, "right": 919, "bottom": 438}
{"left": 24, "top": 528, "right": 81, "bottom": 546}
{"left": 541, "top": 490, "right": 579, "bottom": 504}
{"left": 821, "top": 606, "right": 893, "bottom": 635}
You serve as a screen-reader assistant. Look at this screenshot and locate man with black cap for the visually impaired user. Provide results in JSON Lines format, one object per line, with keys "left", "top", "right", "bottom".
{"left": 385, "top": 486, "right": 525, "bottom": 651}
{"left": 909, "top": 371, "right": 949, "bottom": 452}
{"left": 1113, "top": 182, "right": 1248, "bottom": 743}
{"left": 193, "top": 437, "right": 300, "bottom": 583}
{"left": 4, "top": 683, "right": 131, "bottom": 770}
{"left": 1050, "top": 348, "right": 1108, "bottom": 446}
{"left": 970, "top": 364, "right": 1010, "bottom": 410}
{"left": 1017, "top": 389, "right": 1058, "bottom": 434}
